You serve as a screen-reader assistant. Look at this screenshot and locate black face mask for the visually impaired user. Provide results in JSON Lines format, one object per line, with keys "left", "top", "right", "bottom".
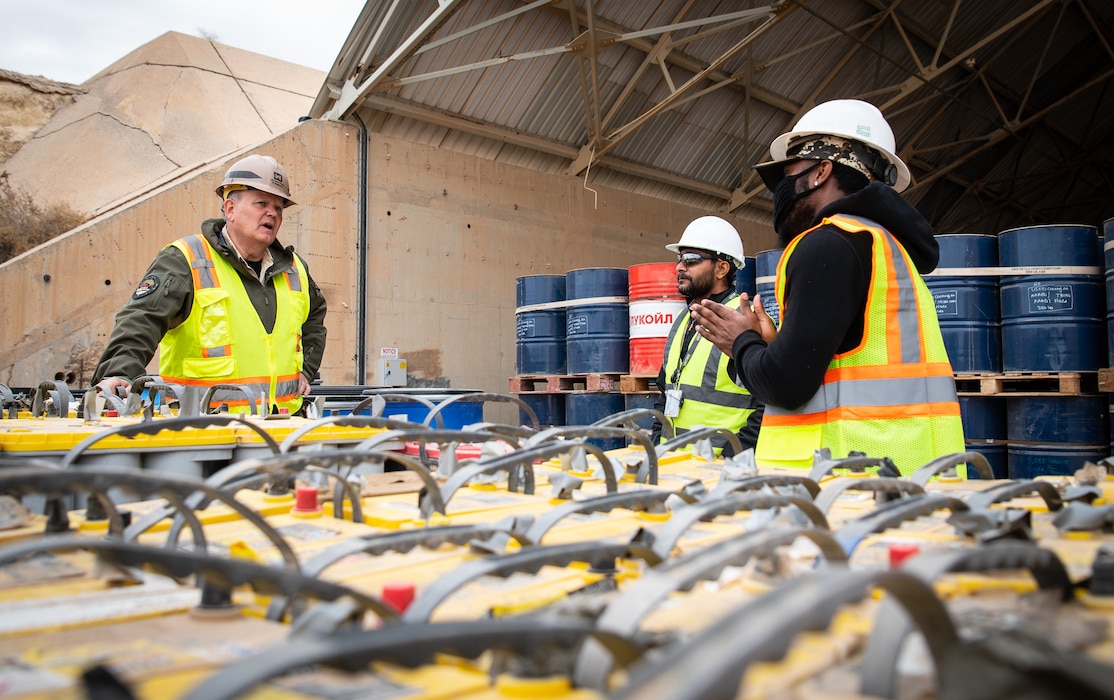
{"left": 771, "top": 161, "right": 822, "bottom": 240}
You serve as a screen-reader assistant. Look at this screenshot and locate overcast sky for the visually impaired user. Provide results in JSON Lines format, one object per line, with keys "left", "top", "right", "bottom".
{"left": 0, "top": 1, "right": 366, "bottom": 84}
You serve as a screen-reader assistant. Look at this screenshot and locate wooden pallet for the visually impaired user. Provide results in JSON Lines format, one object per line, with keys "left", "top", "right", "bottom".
{"left": 954, "top": 371, "right": 1098, "bottom": 396}
{"left": 619, "top": 375, "right": 658, "bottom": 394}
{"left": 509, "top": 373, "right": 620, "bottom": 393}
{"left": 1099, "top": 368, "right": 1114, "bottom": 393}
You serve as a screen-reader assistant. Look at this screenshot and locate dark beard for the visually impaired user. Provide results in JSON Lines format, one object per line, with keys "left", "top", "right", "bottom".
{"left": 777, "top": 200, "right": 817, "bottom": 248}
{"left": 678, "top": 270, "right": 715, "bottom": 300}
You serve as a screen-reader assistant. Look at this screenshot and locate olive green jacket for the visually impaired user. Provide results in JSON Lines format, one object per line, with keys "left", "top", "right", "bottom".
{"left": 91, "top": 218, "right": 328, "bottom": 385}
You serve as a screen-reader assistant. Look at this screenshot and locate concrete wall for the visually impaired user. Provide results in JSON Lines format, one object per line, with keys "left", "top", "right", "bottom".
{"left": 0, "top": 117, "right": 777, "bottom": 398}
{"left": 0, "top": 119, "right": 359, "bottom": 388}
{"left": 360, "top": 133, "right": 775, "bottom": 395}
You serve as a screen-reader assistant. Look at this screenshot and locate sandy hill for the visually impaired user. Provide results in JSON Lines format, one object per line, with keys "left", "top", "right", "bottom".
{"left": 2, "top": 31, "right": 325, "bottom": 217}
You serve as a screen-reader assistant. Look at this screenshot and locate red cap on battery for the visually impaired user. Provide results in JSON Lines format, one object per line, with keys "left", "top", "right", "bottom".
{"left": 888, "top": 542, "right": 920, "bottom": 568}
{"left": 382, "top": 581, "right": 416, "bottom": 613}
{"left": 293, "top": 485, "right": 321, "bottom": 513}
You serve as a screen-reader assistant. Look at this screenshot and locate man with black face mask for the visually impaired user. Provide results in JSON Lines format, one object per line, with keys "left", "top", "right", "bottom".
{"left": 690, "top": 99, "right": 965, "bottom": 475}
{"left": 649, "top": 216, "right": 763, "bottom": 457}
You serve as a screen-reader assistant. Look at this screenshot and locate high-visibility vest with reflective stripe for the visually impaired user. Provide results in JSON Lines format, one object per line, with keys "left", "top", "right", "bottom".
{"left": 159, "top": 235, "right": 310, "bottom": 414}
{"left": 755, "top": 214, "right": 964, "bottom": 475}
{"left": 662, "top": 294, "right": 757, "bottom": 454}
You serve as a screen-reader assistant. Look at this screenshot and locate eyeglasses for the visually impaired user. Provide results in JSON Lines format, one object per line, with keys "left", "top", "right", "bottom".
{"left": 677, "top": 252, "right": 717, "bottom": 267}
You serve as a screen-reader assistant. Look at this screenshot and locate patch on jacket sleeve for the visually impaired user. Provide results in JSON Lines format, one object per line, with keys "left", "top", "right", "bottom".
{"left": 132, "top": 274, "right": 161, "bottom": 300}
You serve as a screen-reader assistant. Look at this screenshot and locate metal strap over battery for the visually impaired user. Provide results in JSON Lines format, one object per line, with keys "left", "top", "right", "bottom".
{"left": 859, "top": 544, "right": 1074, "bottom": 698}
{"left": 574, "top": 527, "right": 848, "bottom": 689}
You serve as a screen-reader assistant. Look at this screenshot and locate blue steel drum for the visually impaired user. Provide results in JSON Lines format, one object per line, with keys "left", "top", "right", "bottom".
{"left": 754, "top": 249, "right": 784, "bottom": 326}
{"left": 565, "top": 392, "right": 626, "bottom": 450}
{"left": 926, "top": 234, "right": 1001, "bottom": 373}
{"left": 735, "top": 255, "right": 757, "bottom": 297}
{"left": 1008, "top": 444, "right": 1109, "bottom": 481}
{"left": 623, "top": 393, "right": 658, "bottom": 432}
{"left": 516, "top": 275, "right": 567, "bottom": 374}
{"left": 566, "top": 268, "right": 630, "bottom": 375}
{"left": 958, "top": 397, "right": 1007, "bottom": 479}
{"left": 1104, "top": 219, "right": 1114, "bottom": 366}
{"left": 999, "top": 224, "right": 1104, "bottom": 372}
{"left": 965, "top": 444, "right": 1008, "bottom": 480}
{"left": 517, "top": 393, "right": 565, "bottom": 428}
{"left": 1006, "top": 396, "right": 1108, "bottom": 478}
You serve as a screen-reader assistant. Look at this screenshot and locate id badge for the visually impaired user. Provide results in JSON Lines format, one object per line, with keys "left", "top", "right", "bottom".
{"left": 664, "top": 389, "right": 683, "bottom": 418}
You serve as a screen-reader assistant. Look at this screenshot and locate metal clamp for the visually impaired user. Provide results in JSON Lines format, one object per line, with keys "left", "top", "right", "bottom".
{"left": 428, "top": 440, "right": 620, "bottom": 518}
{"left": 424, "top": 392, "right": 540, "bottom": 430}
{"left": 656, "top": 426, "right": 743, "bottom": 460}
{"left": 859, "top": 543, "right": 1073, "bottom": 698}
{"left": 808, "top": 451, "right": 900, "bottom": 481}
{"left": 402, "top": 540, "right": 660, "bottom": 623}
{"left": 198, "top": 383, "right": 267, "bottom": 416}
{"left": 711, "top": 473, "right": 821, "bottom": 499}
{"left": 0, "top": 535, "right": 395, "bottom": 627}
{"left": 277, "top": 414, "right": 425, "bottom": 453}
{"left": 647, "top": 493, "right": 829, "bottom": 560}
{"left": 965, "top": 479, "right": 1064, "bottom": 512}
{"left": 592, "top": 407, "right": 675, "bottom": 440}
{"left": 909, "top": 451, "right": 995, "bottom": 486}
{"left": 611, "top": 568, "right": 957, "bottom": 700}
{"left": 525, "top": 425, "right": 659, "bottom": 484}
{"left": 30, "top": 379, "right": 73, "bottom": 418}
{"left": 177, "top": 618, "right": 642, "bottom": 700}
{"left": 813, "top": 477, "right": 926, "bottom": 514}
{"left": 60, "top": 413, "right": 282, "bottom": 470}
{"left": 264, "top": 520, "right": 535, "bottom": 621}
{"left": 834, "top": 494, "right": 970, "bottom": 554}
{"left": 356, "top": 428, "right": 520, "bottom": 473}
{"left": 573, "top": 526, "right": 848, "bottom": 689}
{"left": 523, "top": 488, "right": 683, "bottom": 543}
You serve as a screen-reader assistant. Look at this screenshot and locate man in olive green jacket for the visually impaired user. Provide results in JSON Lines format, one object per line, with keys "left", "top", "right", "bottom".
{"left": 91, "top": 155, "right": 327, "bottom": 415}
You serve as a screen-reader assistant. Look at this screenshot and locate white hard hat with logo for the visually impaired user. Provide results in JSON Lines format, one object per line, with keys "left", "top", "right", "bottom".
{"left": 754, "top": 99, "right": 911, "bottom": 192}
{"left": 666, "top": 215, "right": 745, "bottom": 267}
{"left": 216, "top": 154, "right": 296, "bottom": 207}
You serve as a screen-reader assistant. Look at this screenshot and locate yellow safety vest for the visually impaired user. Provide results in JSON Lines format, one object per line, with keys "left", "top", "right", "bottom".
{"left": 755, "top": 215, "right": 965, "bottom": 475}
{"left": 159, "top": 235, "right": 310, "bottom": 414}
{"left": 662, "top": 294, "right": 757, "bottom": 455}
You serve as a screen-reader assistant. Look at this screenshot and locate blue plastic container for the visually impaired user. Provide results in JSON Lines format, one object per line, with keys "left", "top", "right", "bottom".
{"left": 926, "top": 234, "right": 1001, "bottom": 373}
{"left": 965, "top": 444, "right": 1008, "bottom": 480}
{"left": 735, "top": 255, "right": 757, "bottom": 298}
{"left": 754, "top": 249, "right": 783, "bottom": 326}
{"left": 516, "top": 275, "right": 567, "bottom": 374}
{"left": 1006, "top": 396, "right": 1108, "bottom": 478}
{"left": 565, "top": 392, "right": 625, "bottom": 450}
{"left": 1104, "top": 219, "right": 1114, "bottom": 366}
{"left": 517, "top": 393, "right": 565, "bottom": 428}
{"left": 359, "top": 390, "right": 485, "bottom": 429}
{"left": 566, "top": 268, "right": 629, "bottom": 375}
{"left": 999, "top": 224, "right": 1104, "bottom": 372}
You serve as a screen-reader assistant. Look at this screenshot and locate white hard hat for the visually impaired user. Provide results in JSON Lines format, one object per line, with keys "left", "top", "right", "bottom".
{"left": 666, "top": 216, "right": 745, "bottom": 267}
{"left": 216, "top": 154, "right": 296, "bottom": 207}
{"left": 754, "top": 99, "right": 911, "bottom": 192}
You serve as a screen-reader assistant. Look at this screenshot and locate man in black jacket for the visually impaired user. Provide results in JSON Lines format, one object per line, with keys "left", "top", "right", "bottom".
{"left": 691, "top": 100, "right": 964, "bottom": 473}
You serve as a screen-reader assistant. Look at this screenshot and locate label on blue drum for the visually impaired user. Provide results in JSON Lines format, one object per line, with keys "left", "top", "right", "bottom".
{"left": 933, "top": 289, "right": 958, "bottom": 317}
{"left": 516, "top": 317, "right": 535, "bottom": 338}
{"left": 1026, "top": 284, "right": 1074, "bottom": 313}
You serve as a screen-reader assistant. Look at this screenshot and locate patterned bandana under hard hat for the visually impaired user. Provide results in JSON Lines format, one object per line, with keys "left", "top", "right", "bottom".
{"left": 785, "top": 135, "right": 875, "bottom": 182}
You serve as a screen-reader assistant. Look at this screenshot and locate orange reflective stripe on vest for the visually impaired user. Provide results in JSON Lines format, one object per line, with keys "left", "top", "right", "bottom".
{"left": 756, "top": 214, "right": 965, "bottom": 474}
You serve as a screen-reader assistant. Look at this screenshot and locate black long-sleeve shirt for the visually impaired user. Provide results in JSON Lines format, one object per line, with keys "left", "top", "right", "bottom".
{"left": 731, "top": 182, "right": 940, "bottom": 409}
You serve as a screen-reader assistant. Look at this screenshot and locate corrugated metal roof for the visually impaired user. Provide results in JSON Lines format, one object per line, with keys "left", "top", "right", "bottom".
{"left": 314, "top": 0, "right": 1114, "bottom": 234}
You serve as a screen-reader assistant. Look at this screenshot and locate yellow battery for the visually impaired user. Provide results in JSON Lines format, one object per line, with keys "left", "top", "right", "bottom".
{"left": 0, "top": 608, "right": 292, "bottom": 698}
